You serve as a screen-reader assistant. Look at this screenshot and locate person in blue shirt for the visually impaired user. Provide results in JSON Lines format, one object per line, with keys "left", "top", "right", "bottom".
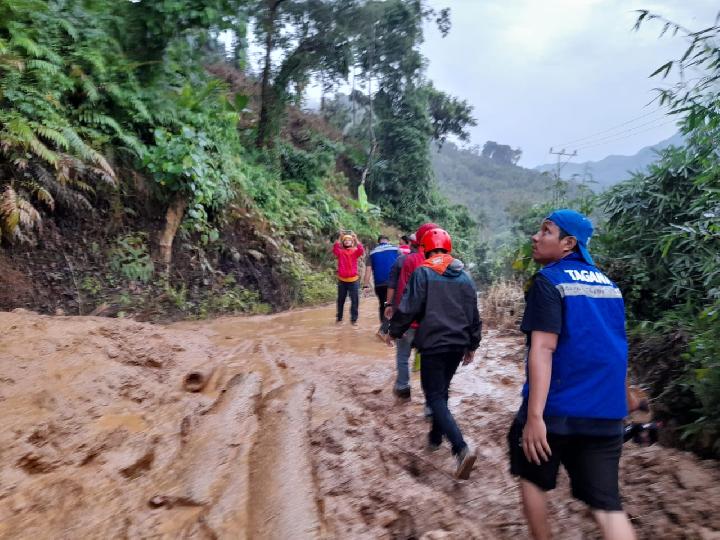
{"left": 362, "top": 235, "right": 399, "bottom": 324}
{"left": 508, "top": 209, "right": 637, "bottom": 540}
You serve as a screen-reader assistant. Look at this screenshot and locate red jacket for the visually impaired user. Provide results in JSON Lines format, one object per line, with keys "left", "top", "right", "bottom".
{"left": 395, "top": 249, "right": 425, "bottom": 328}
{"left": 333, "top": 241, "right": 364, "bottom": 281}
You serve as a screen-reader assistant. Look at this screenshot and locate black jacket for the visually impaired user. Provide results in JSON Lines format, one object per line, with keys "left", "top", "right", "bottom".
{"left": 389, "top": 257, "right": 482, "bottom": 354}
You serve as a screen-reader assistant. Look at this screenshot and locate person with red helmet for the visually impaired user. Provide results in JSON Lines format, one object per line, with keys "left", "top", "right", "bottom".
{"left": 384, "top": 223, "right": 438, "bottom": 400}
{"left": 389, "top": 227, "right": 482, "bottom": 480}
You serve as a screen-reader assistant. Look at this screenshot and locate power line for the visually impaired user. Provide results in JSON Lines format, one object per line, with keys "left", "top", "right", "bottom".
{"left": 574, "top": 119, "right": 678, "bottom": 151}
{"left": 553, "top": 108, "right": 667, "bottom": 148}
{"left": 573, "top": 117, "right": 677, "bottom": 150}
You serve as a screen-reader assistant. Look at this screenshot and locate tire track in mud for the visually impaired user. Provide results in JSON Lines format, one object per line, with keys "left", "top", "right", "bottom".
{"left": 145, "top": 372, "right": 262, "bottom": 538}
{"left": 2, "top": 305, "right": 719, "bottom": 539}
{"left": 249, "top": 381, "right": 322, "bottom": 539}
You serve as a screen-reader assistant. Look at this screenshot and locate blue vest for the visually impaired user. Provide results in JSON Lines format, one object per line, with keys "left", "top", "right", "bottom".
{"left": 369, "top": 243, "right": 399, "bottom": 286}
{"left": 522, "top": 253, "right": 628, "bottom": 420}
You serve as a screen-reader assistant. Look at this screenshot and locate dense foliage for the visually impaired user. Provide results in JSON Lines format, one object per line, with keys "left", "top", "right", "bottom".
{"left": 596, "top": 11, "right": 720, "bottom": 455}
{"left": 490, "top": 11, "right": 720, "bottom": 456}
{"left": 0, "top": 0, "right": 481, "bottom": 316}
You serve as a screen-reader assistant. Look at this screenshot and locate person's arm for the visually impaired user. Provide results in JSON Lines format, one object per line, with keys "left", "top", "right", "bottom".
{"left": 362, "top": 259, "right": 373, "bottom": 288}
{"left": 464, "top": 297, "right": 483, "bottom": 365}
{"left": 518, "top": 274, "right": 562, "bottom": 465}
{"left": 384, "top": 256, "right": 404, "bottom": 318}
{"left": 389, "top": 269, "right": 426, "bottom": 338}
{"left": 332, "top": 240, "right": 342, "bottom": 257}
{"left": 355, "top": 239, "right": 364, "bottom": 257}
{"left": 523, "top": 330, "right": 557, "bottom": 465}
{"left": 383, "top": 288, "right": 395, "bottom": 319}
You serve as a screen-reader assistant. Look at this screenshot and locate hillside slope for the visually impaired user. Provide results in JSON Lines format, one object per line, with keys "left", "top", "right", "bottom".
{"left": 432, "top": 142, "right": 572, "bottom": 238}
{"left": 534, "top": 132, "right": 685, "bottom": 189}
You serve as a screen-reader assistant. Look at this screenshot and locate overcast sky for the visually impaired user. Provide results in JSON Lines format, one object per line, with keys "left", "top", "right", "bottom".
{"left": 421, "top": 0, "right": 718, "bottom": 167}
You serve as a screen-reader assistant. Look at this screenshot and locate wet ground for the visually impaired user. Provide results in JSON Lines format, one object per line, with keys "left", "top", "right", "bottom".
{"left": 0, "top": 302, "right": 719, "bottom": 539}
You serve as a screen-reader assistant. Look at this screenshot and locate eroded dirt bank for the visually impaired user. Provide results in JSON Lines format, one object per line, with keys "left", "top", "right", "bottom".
{"left": 0, "top": 304, "right": 719, "bottom": 539}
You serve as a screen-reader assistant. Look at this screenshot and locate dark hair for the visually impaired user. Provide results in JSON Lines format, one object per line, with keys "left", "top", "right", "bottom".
{"left": 377, "top": 235, "right": 389, "bottom": 243}
{"left": 424, "top": 248, "right": 448, "bottom": 258}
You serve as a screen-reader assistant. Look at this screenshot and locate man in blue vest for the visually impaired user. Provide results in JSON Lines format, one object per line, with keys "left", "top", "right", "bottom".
{"left": 363, "top": 235, "right": 400, "bottom": 325}
{"left": 508, "top": 209, "right": 636, "bottom": 540}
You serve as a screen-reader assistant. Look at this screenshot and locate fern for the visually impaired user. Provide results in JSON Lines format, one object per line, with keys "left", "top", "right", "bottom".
{"left": 26, "top": 58, "right": 60, "bottom": 76}
{"left": 3, "top": 116, "right": 60, "bottom": 165}
{"left": 0, "top": 186, "right": 42, "bottom": 240}
{"left": 19, "top": 180, "right": 55, "bottom": 211}
{"left": 61, "top": 127, "right": 116, "bottom": 181}
{"left": 9, "top": 34, "right": 43, "bottom": 58}
{"left": 33, "top": 160, "right": 92, "bottom": 211}
{"left": 34, "top": 125, "right": 70, "bottom": 151}
{"left": 57, "top": 18, "right": 79, "bottom": 42}
{"left": 33, "top": 185, "right": 55, "bottom": 210}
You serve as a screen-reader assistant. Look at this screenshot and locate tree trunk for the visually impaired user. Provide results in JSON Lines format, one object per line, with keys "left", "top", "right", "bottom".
{"left": 159, "top": 195, "right": 187, "bottom": 267}
{"left": 256, "top": 0, "right": 283, "bottom": 149}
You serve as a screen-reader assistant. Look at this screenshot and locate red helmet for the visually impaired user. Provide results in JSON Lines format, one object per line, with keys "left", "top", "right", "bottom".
{"left": 422, "top": 228, "right": 452, "bottom": 254}
{"left": 415, "top": 222, "right": 439, "bottom": 245}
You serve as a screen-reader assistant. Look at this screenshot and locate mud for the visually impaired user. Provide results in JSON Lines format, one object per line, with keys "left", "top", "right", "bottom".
{"left": 0, "top": 303, "right": 719, "bottom": 539}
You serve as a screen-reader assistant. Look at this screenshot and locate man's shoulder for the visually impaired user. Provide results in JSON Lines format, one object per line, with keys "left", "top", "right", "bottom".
{"left": 370, "top": 243, "right": 398, "bottom": 256}
{"left": 402, "top": 252, "right": 424, "bottom": 268}
{"left": 526, "top": 272, "right": 561, "bottom": 304}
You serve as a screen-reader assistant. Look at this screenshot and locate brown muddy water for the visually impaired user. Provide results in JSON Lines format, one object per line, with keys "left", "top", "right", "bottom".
{"left": 0, "top": 303, "right": 718, "bottom": 539}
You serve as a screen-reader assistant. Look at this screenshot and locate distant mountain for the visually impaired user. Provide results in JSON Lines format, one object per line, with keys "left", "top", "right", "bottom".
{"left": 534, "top": 132, "right": 685, "bottom": 189}
{"left": 432, "top": 142, "right": 574, "bottom": 238}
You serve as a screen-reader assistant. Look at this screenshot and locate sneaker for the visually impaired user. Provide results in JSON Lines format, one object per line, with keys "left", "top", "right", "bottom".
{"left": 351, "top": 321, "right": 359, "bottom": 328}
{"left": 393, "top": 387, "right": 411, "bottom": 400}
{"left": 423, "top": 405, "right": 433, "bottom": 423}
{"left": 454, "top": 444, "right": 477, "bottom": 480}
{"left": 336, "top": 319, "right": 343, "bottom": 326}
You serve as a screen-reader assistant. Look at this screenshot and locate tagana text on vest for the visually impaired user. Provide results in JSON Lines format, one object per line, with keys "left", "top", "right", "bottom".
{"left": 522, "top": 253, "right": 628, "bottom": 419}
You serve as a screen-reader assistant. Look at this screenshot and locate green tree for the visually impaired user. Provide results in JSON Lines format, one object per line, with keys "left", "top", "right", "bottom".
{"left": 481, "top": 141, "right": 522, "bottom": 166}
{"left": 253, "top": 0, "right": 356, "bottom": 148}
{"left": 597, "top": 9, "right": 720, "bottom": 455}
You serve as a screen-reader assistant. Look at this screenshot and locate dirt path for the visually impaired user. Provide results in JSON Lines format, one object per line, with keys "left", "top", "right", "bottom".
{"left": 0, "top": 303, "right": 719, "bottom": 539}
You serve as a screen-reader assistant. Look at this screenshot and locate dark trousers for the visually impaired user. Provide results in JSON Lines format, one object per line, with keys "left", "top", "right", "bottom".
{"left": 374, "top": 285, "right": 388, "bottom": 323}
{"left": 421, "top": 351, "right": 466, "bottom": 455}
{"left": 336, "top": 280, "right": 359, "bottom": 322}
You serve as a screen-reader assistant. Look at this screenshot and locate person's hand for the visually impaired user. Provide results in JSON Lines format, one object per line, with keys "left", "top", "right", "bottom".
{"left": 383, "top": 305, "right": 394, "bottom": 320}
{"left": 383, "top": 333, "right": 394, "bottom": 348}
{"left": 463, "top": 349, "right": 475, "bottom": 365}
{"left": 361, "top": 285, "right": 372, "bottom": 297}
{"left": 522, "top": 416, "right": 552, "bottom": 465}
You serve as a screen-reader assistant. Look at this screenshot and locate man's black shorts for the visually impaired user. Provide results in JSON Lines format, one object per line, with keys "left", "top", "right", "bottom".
{"left": 508, "top": 421, "right": 623, "bottom": 511}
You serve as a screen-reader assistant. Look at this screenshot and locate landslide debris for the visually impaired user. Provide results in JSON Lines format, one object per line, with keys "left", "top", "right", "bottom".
{"left": 0, "top": 304, "right": 719, "bottom": 539}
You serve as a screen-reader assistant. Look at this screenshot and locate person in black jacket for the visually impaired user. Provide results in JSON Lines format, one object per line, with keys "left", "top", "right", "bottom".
{"left": 389, "top": 228, "right": 482, "bottom": 479}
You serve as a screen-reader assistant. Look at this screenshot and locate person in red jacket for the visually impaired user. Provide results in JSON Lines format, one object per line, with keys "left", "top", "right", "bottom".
{"left": 333, "top": 231, "right": 365, "bottom": 326}
{"left": 384, "top": 222, "right": 439, "bottom": 398}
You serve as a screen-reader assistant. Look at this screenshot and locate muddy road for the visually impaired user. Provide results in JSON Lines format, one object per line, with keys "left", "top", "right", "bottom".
{"left": 0, "top": 303, "right": 719, "bottom": 539}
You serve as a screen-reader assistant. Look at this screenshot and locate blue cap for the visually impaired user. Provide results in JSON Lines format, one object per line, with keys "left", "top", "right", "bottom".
{"left": 546, "top": 209, "right": 594, "bottom": 265}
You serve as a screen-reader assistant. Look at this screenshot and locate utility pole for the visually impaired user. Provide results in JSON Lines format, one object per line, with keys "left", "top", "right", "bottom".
{"left": 548, "top": 147, "right": 577, "bottom": 206}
